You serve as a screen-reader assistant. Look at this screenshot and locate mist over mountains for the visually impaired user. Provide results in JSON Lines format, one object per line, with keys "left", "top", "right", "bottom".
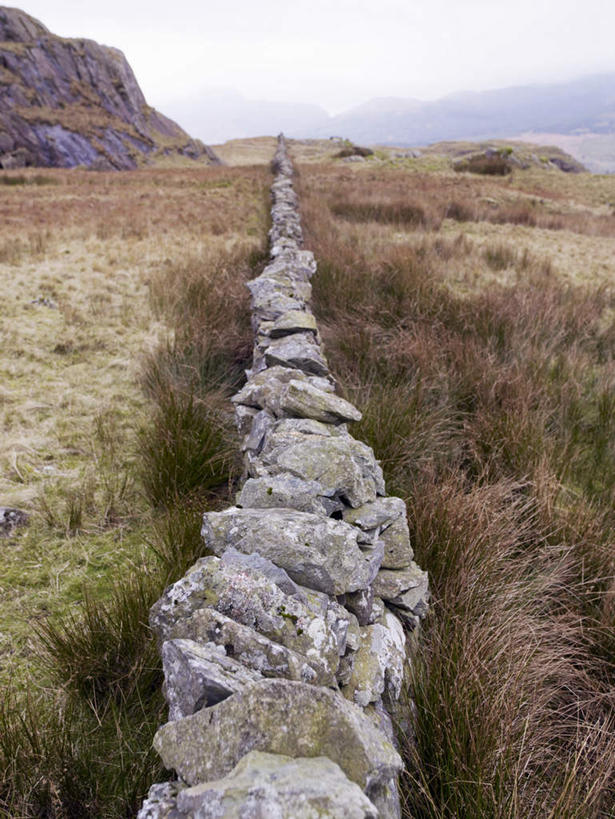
{"left": 165, "top": 73, "right": 615, "bottom": 170}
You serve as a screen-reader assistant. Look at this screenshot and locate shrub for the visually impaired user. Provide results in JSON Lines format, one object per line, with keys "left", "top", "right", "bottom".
{"left": 455, "top": 154, "right": 513, "bottom": 175}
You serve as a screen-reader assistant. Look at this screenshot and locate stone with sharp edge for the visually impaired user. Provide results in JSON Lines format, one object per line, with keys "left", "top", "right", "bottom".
{"left": 264, "top": 332, "right": 329, "bottom": 376}
{"left": 175, "top": 751, "right": 379, "bottom": 818}
{"left": 279, "top": 378, "right": 362, "bottom": 424}
{"left": 150, "top": 553, "right": 350, "bottom": 684}
{"left": 162, "top": 638, "right": 263, "bottom": 721}
{"left": 153, "top": 678, "right": 402, "bottom": 795}
{"left": 202, "top": 507, "right": 382, "bottom": 596}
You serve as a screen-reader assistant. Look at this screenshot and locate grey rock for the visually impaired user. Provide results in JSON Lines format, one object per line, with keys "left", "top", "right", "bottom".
{"left": 163, "top": 607, "right": 319, "bottom": 684}
{"left": 256, "top": 430, "right": 385, "bottom": 508}
{"left": 374, "top": 564, "right": 430, "bottom": 615}
{"left": 268, "top": 309, "right": 318, "bottom": 338}
{"left": 264, "top": 333, "right": 329, "bottom": 377}
{"left": 237, "top": 473, "right": 343, "bottom": 516}
{"left": 344, "top": 497, "right": 413, "bottom": 568}
{"left": 344, "top": 585, "right": 375, "bottom": 627}
{"left": 151, "top": 554, "right": 348, "bottom": 683}
{"left": 202, "top": 507, "right": 381, "bottom": 596}
{"left": 232, "top": 366, "right": 334, "bottom": 414}
{"left": 234, "top": 404, "right": 258, "bottom": 437}
{"left": 176, "top": 751, "right": 378, "bottom": 818}
{"left": 137, "top": 781, "right": 186, "bottom": 819}
{"left": 153, "top": 678, "right": 402, "bottom": 793}
{"left": 343, "top": 611, "right": 406, "bottom": 708}
{"left": 242, "top": 409, "right": 274, "bottom": 454}
{"left": 221, "top": 547, "right": 303, "bottom": 599}
{"left": 380, "top": 515, "right": 414, "bottom": 569}
{"left": 0, "top": 507, "right": 29, "bottom": 536}
{"left": 162, "top": 639, "right": 263, "bottom": 720}
{"left": 278, "top": 379, "right": 361, "bottom": 425}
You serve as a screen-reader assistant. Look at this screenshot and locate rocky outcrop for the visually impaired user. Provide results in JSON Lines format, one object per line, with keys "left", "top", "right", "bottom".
{"left": 0, "top": 7, "right": 220, "bottom": 169}
{"left": 139, "top": 135, "right": 430, "bottom": 818}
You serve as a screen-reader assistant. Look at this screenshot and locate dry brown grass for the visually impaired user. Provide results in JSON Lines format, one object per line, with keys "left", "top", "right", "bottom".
{"left": 0, "top": 161, "right": 270, "bottom": 816}
{"left": 0, "top": 164, "right": 268, "bottom": 688}
{"left": 296, "top": 152, "right": 615, "bottom": 816}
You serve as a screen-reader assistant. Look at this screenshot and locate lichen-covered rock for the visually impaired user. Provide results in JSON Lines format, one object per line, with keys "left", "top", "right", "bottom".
{"left": 268, "top": 309, "right": 318, "bottom": 338}
{"left": 164, "top": 607, "right": 320, "bottom": 684}
{"left": 232, "top": 366, "right": 334, "bottom": 414}
{"left": 247, "top": 275, "right": 312, "bottom": 306}
{"left": 162, "top": 639, "right": 263, "bottom": 720}
{"left": 374, "top": 563, "right": 430, "bottom": 616}
{"left": 343, "top": 611, "right": 406, "bottom": 708}
{"left": 238, "top": 473, "right": 344, "bottom": 516}
{"left": 175, "top": 751, "right": 378, "bottom": 818}
{"left": 151, "top": 553, "right": 350, "bottom": 683}
{"left": 154, "top": 679, "right": 402, "bottom": 794}
{"left": 137, "top": 781, "right": 186, "bottom": 819}
{"left": 344, "top": 497, "right": 414, "bottom": 568}
{"left": 278, "top": 379, "right": 362, "bottom": 425}
{"left": 202, "top": 507, "right": 382, "bottom": 596}
{"left": 255, "top": 429, "right": 385, "bottom": 508}
{"left": 264, "top": 333, "right": 329, "bottom": 376}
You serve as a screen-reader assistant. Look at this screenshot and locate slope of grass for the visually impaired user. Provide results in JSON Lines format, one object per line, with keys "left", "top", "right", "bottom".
{"left": 297, "top": 157, "right": 615, "bottom": 817}
{"left": 0, "top": 164, "right": 268, "bottom": 817}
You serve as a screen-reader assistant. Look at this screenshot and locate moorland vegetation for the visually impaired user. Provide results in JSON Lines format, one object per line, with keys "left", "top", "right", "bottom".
{"left": 1, "top": 138, "right": 615, "bottom": 817}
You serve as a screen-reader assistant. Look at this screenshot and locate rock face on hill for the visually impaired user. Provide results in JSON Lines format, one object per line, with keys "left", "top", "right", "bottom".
{"left": 0, "top": 7, "right": 220, "bottom": 169}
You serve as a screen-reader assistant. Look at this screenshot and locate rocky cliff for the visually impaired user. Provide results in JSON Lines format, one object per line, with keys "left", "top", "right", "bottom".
{"left": 0, "top": 7, "right": 219, "bottom": 169}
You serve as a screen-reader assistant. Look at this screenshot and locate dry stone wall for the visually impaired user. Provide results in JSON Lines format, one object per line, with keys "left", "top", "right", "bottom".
{"left": 139, "top": 135, "right": 429, "bottom": 819}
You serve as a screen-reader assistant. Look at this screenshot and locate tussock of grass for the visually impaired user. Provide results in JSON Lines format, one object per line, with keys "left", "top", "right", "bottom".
{"left": 298, "top": 157, "right": 615, "bottom": 815}
{"left": 0, "top": 163, "right": 268, "bottom": 816}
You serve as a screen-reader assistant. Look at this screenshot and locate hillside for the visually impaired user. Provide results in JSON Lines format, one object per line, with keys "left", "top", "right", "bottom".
{"left": 1, "top": 137, "right": 615, "bottom": 814}
{"left": 0, "top": 7, "right": 219, "bottom": 169}
{"left": 319, "top": 74, "right": 615, "bottom": 148}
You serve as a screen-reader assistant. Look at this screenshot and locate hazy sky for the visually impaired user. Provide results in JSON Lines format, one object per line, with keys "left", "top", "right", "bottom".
{"left": 15, "top": 0, "right": 615, "bottom": 113}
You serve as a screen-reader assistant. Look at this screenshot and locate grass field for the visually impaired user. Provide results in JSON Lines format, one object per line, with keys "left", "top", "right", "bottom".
{"left": 2, "top": 138, "right": 615, "bottom": 816}
{"left": 0, "top": 162, "right": 269, "bottom": 815}
{"left": 295, "top": 151, "right": 615, "bottom": 817}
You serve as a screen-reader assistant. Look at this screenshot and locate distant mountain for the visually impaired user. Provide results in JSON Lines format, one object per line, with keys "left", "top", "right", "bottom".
{"left": 163, "top": 88, "right": 329, "bottom": 145}
{"left": 0, "top": 7, "right": 218, "bottom": 169}
{"left": 319, "top": 74, "right": 615, "bottom": 146}
{"left": 167, "top": 74, "right": 615, "bottom": 171}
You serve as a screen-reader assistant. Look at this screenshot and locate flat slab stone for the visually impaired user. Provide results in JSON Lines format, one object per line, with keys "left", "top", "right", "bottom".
{"left": 154, "top": 679, "right": 402, "bottom": 794}
{"left": 279, "top": 379, "right": 361, "bottom": 424}
{"left": 163, "top": 607, "right": 320, "bottom": 684}
{"left": 255, "top": 429, "right": 385, "bottom": 508}
{"left": 373, "top": 563, "right": 430, "bottom": 615}
{"left": 232, "top": 366, "right": 335, "bottom": 414}
{"left": 162, "top": 639, "right": 263, "bottom": 720}
{"left": 202, "top": 507, "right": 382, "bottom": 596}
{"left": 176, "top": 751, "right": 378, "bottom": 818}
{"left": 264, "top": 333, "right": 329, "bottom": 377}
{"left": 151, "top": 553, "right": 350, "bottom": 683}
{"left": 268, "top": 309, "right": 318, "bottom": 338}
{"left": 237, "top": 473, "right": 344, "bottom": 516}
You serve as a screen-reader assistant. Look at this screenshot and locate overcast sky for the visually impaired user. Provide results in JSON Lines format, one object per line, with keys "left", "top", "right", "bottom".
{"left": 15, "top": 0, "right": 615, "bottom": 113}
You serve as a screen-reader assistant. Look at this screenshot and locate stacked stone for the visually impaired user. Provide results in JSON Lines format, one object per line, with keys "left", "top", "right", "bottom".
{"left": 139, "top": 135, "right": 429, "bottom": 819}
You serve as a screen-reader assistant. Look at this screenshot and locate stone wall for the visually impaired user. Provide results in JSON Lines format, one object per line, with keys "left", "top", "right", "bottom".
{"left": 139, "top": 135, "right": 429, "bottom": 819}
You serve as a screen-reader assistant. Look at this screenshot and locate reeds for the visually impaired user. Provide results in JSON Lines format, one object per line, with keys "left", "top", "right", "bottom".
{"left": 299, "top": 161, "right": 615, "bottom": 816}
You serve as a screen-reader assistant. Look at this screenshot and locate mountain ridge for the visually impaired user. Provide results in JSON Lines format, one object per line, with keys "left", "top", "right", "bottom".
{"left": 0, "top": 6, "right": 219, "bottom": 169}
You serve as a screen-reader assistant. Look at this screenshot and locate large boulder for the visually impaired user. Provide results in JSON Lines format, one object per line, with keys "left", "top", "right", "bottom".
{"left": 154, "top": 679, "right": 402, "bottom": 795}
{"left": 175, "top": 751, "right": 378, "bottom": 818}
{"left": 202, "top": 507, "right": 382, "bottom": 596}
